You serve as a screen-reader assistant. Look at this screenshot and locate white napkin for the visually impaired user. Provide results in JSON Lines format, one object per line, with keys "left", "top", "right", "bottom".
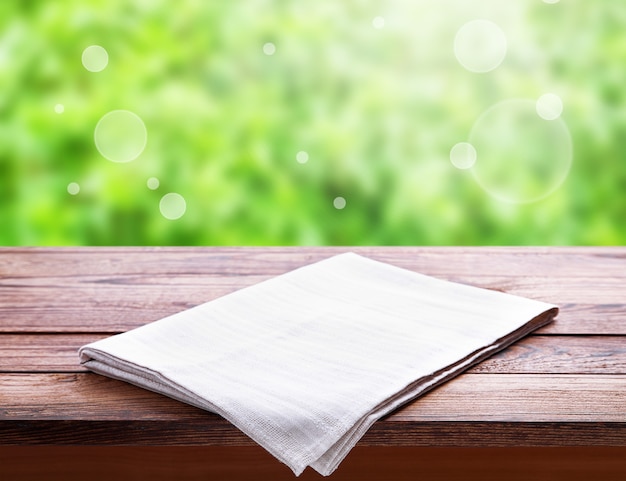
{"left": 79, "top": 252, "right": 557, "bottom": 476}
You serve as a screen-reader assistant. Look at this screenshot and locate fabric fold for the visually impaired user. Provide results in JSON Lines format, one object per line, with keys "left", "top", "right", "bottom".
{"left": 79, "top": 252, "right": 557, "bottom": 476}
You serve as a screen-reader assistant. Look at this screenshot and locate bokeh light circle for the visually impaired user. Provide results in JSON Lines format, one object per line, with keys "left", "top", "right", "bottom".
{"left": 536, "top": 93, "right": 563, "bottom": 120}
{"left": 54, "top": 104, "right": 64, "bottom": 114}
{"left": 450, "top": 142, "right": 477, "bottom": 169}
{"left": 469, "top": 98, "right": 572, "bottom": 204}
{"left": 372, "top": 16, "right": 385, "bottom": 29}
{"left": 67, "top": 182, "right": 80, "bottom": 195}
{"left": 81, "top": 45, "right": 108, "bottom": 72}
{"left": 333, "top": 196, "right": 346, "bottom": 209}
{"left": 94, "top": 110, "right": 147, "bottom": 163}
{"left": 159, "top": 193, "right": 186, "bottom": 220}
{"left": 454, "top": 19, "right": 507, "bottom": 73}
{"left": 147, "top": 177, "right": 160, "bottom": 190}
{"left": 263, "top": 42, "right": 276, "bottom": 55}
{"left": 296, "top": 151, "right": 309, "bottom": 164}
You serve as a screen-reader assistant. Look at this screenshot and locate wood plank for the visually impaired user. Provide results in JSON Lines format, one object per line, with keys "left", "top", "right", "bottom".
{"left": 2, "top": 247, "right": 625, "bottom": 333}
{"left": 0, "top": 334, "right": 104, "bottom": 372}
{"left": 2, "top": 334, "right": 624, "bottom": 375}
{"left": 0, "top": 373, "right": 206, "bottom": 422}
{"left": 469, "top": 335, "right": 626, "bottom": 374}
{"left": 2, "top": 372, "right": 617, "bottom": 424}
{"left": 391, "top": 373, "right": 626, "bottom": 423}
{"left": 537, "top": 303, "right": 626, "bottom": 335}
{"left": 1, "top": 278, "right": 625, "bottom": 334}
{"left": 3, "top": 418, "right": 624, "bottom": 447}
{"left": 1, "top": 446, "right": 624, "bottom": 481}
{"left": 2, "top": 246, "right": 626, "bottom": 278}
{"left": 2, "top": 275, "right": 625, "bottom": 305}
{"left": 2, "top": 303, "right": 623, "bottom": 334}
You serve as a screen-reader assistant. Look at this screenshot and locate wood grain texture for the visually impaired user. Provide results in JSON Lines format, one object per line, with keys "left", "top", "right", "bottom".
{"left": 390, "top": 374, "right": 626, "bottom": 423}
{"left": 2, "top": 334, "right": 624, "bottom": 374}
{"left": 1, "top": 247, "right": 625, "bottom": 333}
{"left": 2, "top": 446, "right": 625, "bottom": 481}
{"left": 0, "top": 334, "right": 102, "bottom": 372}
{"left": 2, "top": 246, "right": 626, "bottom": 278}
{"left": 1, "top": 372, "right": 622, "bottom": 423}
{"left": 468, "top": 335, "right": 626, "bottom": 374}
{"left": 3, "top": 419, "right": 624, "bottom": 447}
{"left": 539, "top": 303, "right": 626, "bottom": 335}
{"left": 1, "top": 247, "right": 625, "bottom": 466}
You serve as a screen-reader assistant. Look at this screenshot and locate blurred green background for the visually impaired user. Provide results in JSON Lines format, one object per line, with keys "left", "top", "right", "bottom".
{"left": 1, "top": 0, "right": 625, "bottom": 245}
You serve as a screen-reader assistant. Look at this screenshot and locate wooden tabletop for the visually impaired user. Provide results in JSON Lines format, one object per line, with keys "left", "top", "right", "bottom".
{"left": 1, "top": 247, "right": 625, "bottom": 480}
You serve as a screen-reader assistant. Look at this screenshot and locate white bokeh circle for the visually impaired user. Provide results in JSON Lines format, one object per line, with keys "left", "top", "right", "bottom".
{"left": 454, "top": 19, "right": 507, "bottom": 73}
{"left": 94, "top": 110, "right": 147, "bottom": 163}
{"left": 469, "top": 98, "right": 572, "bottom": 204}
{"left": 333, "top": 196, "right": 346, "bottom": 209}
{"left": 296, "top": 151, "right": 309, "bottom": 164}
{"left": 82, "top": 45, "right": 108, "bottom": 72}
{"left": 67, "top": 182, "right": 80, "bottom": 195}
{"left": 372, "top": 16, "right": 385, "bottom": 29}
{"left": 450, "top": 142, "right": 477, "bottom": 169}
{"left": 536, "top": 93, "right": 563, "bottom": 120}
{"left": 147, "top": 177, "right": 160, "bottom": 190}
{"left": 159, "top": 193, "right": 186, "bottom": 220}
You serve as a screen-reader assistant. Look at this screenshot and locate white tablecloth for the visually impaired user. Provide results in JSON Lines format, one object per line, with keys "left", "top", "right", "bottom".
{"left": 79, "top": 252, "right": 557, "bottom": 475}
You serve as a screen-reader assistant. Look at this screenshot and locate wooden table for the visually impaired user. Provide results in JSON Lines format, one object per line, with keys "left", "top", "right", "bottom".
{"left": 1, "top": 247, "right": 625, "bottom": 480}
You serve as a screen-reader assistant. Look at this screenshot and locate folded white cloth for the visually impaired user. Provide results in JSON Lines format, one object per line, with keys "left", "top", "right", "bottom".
{"left": 79, "top": 252, "right": 557, "bottom": 476}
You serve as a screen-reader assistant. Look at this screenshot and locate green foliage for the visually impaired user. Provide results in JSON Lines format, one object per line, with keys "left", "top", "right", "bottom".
{"left": 1, "top": 0, "right": 625, "bottom": 245}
